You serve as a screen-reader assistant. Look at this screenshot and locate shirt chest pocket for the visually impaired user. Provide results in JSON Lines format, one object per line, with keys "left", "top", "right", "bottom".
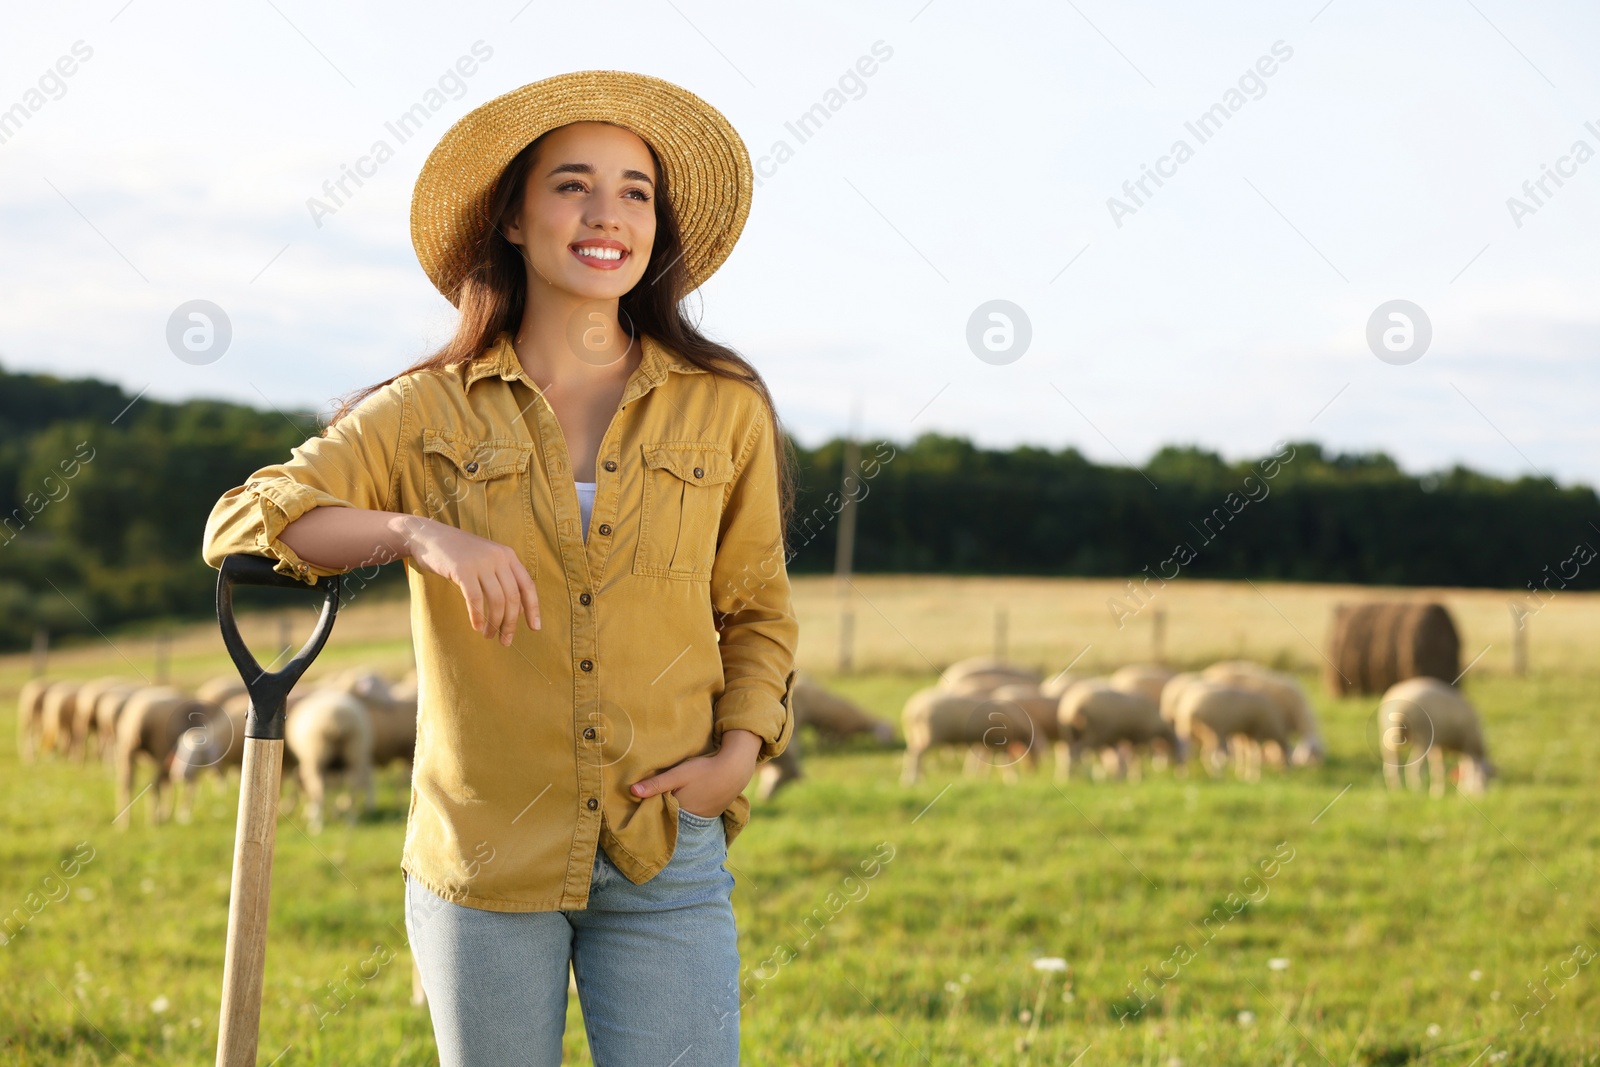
{"left": 422, "top": 428, "right": 537, "bottom": 575}
{"left": 633, "top": 443, "right": 736, "bottom": 582}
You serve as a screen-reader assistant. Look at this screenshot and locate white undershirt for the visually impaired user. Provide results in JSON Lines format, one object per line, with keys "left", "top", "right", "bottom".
{"left": 575, "top": 480, "right": 596, "bottom": 541}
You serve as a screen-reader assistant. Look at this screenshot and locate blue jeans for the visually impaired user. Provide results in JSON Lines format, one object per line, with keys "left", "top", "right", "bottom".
{"left": 405, "top": 807, "right": 741, "bottom": 1066}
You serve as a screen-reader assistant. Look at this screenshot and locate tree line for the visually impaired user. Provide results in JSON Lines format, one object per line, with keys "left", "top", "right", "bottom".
{"left": 1, "top": 361, "right": 1594, "bottom": 651}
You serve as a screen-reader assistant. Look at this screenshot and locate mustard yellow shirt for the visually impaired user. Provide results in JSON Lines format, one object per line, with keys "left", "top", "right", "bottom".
{"left": 201, "top": 330, "right": 799, "bottom": 912}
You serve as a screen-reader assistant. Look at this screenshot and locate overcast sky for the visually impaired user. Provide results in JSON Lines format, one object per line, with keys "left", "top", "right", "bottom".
{"left": 4, "top": 1, "right": 1599, "bottom": 487}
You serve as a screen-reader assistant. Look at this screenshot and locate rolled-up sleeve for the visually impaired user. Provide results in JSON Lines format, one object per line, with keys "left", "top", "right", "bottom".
{"left": 709, "top": 400, "right": 801, "bottom": 764}
{"left": 200, "top": 377, "right": 409, "bottom": 585}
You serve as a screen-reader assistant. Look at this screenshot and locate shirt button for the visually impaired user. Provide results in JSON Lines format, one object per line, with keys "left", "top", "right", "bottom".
{"left": 597, "top": 523, "right": 612, "bottom": 536}
{"left": 693, "top": 466, "right": 704, "bottom": 478}
{"left": 603, "top": 459, "right": 617, "bottom": 472}
{"left": 580, "top": 659, "right": 593, "bottom": 671}
{"left": 586, "top": 797, "right": 599, "bottom": 810}
{"left": 583, "top": 727, "right": 596, "bottom": 740}
{"left": 464, "top": 461, "right": 479, "bottom": 473}
{"left": 579, "top": 592, "right": 591, "bottom": 606}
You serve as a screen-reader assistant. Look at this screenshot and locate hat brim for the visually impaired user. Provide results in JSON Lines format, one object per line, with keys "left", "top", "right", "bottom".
{"left": 410, "top": 69, "right": 752, "bottom": 307}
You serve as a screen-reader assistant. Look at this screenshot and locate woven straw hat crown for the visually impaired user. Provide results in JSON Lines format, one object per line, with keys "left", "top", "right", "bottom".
{"left": 410, "top": 69, "right": 753, "bottom": 306}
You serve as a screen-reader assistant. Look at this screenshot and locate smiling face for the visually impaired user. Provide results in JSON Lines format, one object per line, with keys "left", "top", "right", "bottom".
{"left": 502, "top": 121, "right": 659, "bottom": 303}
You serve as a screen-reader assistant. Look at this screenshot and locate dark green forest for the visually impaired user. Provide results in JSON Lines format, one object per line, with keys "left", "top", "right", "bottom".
{"left": 2, "top": 361, "right": 1595, "bottom": 652}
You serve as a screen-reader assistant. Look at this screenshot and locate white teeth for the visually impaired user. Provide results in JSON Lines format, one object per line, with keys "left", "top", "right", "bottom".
{"left": 574, "top": 246, "right": 623, "bottom": 260}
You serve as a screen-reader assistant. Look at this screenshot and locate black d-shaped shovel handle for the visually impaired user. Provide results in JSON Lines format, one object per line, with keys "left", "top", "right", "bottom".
{"left": 214, "top": 552, "right": 343, "bottom": 1067}
{"left": 216, "top": 553, "right": 342, "bottom": 739}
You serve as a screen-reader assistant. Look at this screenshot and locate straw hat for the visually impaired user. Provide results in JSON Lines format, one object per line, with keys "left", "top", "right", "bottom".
{"left": 410, "top": 69, "right": 753, "bottom": 306}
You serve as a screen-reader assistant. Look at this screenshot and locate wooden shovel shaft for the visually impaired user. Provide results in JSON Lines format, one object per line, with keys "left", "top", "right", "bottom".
{"left": 215, "top": 736, "right": 286, "bottom": 1067}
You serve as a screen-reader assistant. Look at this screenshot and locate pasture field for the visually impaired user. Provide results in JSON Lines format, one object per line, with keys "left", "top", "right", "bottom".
{"left": 2, "top": 576, "right": 1597, "bottom": 1065}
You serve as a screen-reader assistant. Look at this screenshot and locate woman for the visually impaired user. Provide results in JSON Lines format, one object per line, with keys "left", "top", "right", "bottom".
{"left": 201, "top": 70, "right": 800, "bottom": 1065}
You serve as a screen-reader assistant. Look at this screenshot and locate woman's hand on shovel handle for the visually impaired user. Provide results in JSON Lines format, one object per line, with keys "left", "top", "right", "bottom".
{"left": 397, "top": 515, "right": 541, "bottom": 644}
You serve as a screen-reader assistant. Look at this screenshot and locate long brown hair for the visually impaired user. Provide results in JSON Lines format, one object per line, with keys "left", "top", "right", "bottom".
{"left": 324, "top": 124, "right": 798, "bottom": 554}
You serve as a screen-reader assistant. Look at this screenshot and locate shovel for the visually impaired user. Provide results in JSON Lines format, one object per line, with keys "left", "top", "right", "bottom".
{"left": 212, "top": 553, "right": 343, "bottom": 1067}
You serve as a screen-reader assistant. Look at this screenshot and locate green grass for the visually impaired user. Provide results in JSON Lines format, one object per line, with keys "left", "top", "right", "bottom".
{"left": 3, "top": 670, "right": 1597, "bottom": 1065}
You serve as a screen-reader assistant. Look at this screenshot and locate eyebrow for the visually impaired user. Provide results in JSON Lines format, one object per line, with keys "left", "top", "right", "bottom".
{"left": 547, "top": 162, "right": 654, "bottom": 187}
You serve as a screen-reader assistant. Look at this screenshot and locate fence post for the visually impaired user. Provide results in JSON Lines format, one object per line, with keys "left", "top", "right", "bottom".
{"left": 1510, "top": 604, "right": 1528, "bottom": 677}
{"left": 994, "top": 604, "right": 1008, "bottom": 662}
{"left": 31, "top": 626, "right": 48, "bottom": 678}
{"left": 1152, "top": 608, "right": 1167, "bottom": 664}
{"left": 155, "top": 627, "right": 170, "bottom": 684}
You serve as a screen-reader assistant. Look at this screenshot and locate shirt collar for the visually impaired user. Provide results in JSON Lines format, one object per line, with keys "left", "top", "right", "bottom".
{"left": 464, "top": 329, "right": 706, "bottom": 396}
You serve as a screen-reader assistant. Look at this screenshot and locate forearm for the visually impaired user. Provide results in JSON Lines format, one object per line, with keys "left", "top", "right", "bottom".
{"left": 717, "top": 728, "right": 761, "bottom": 763}
{"left": 277, "top": 507, "right": 432, "bottom": 571}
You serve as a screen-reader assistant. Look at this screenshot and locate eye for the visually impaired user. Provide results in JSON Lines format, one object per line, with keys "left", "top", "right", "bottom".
{"left": 626, "top": 188, "right": 651, "bottom": 202}
{"left": 557, "top": 180, "right": 585, "bottom": 193}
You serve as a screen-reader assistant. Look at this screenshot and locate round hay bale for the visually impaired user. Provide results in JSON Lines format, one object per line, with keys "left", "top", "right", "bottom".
{"left": 1325, "top": 602, "right": 1381, "bottom": 697}
{"left": 1323, "top": 604, "right": 1353, "bottom": 696}
{"left": 1398, "top": 602, "right": 1460, "bottom": 683}
{"left": 1365, "top": 602, "right": 1411, "bottom": 695}
{"left": 1325, "top": 600, "right": 1462, "bottom": 696}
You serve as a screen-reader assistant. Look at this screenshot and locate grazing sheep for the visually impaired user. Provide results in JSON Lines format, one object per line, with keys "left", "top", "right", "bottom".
{"left": 1157, "top": 672, "right": 1206, "bottom": 724}
{"left": 68, "top": 676, "right": 134, "bottom": 764}
{"left": 756, "top": 732, "right": 803, "bottom": 802}
{"left": 115, "top": 686, "right": 218, "bottom": 827}
{"left": 1055, "top": 680, "right": 1179, "bottom": 782}
{"left": 93, "top": 684, "right": 146, "bottom": 769}
{"left": 170, "top": 692, "right": 262, "bottom": 821}
{"left": 900, "top": 686, "right": 1041, "bottom": 785}
{"left": 1202, "top": 660, "right": 1325, "bottom": 765}
{"left": 1040, "top": 668, "right": 1085, "bottom": 700}
{"left": 16, "top": 677, "right": 52, "bottom": 764}
{"left": 938, "top": 657, "right": 1043, "bottom": 697}
{"left": 1377, "top": 676, "right": 1494, "bottom": 796}
{"left": 1167, "top": 680, "right": 1291, "bottom": 781}
{"left": 389, "top": 668, "right": 419, "bottom": 704}
{"left": 756, "top": 673, "right": 895, "bottom": 800}
{"left": 38, "top": 680, "right": 84, "bottom": 759}
{"left": 988, "top": 682, "right": 1063, "bottom": 745}
{"left": 286, "top": 688, "right": 374, "bottom": 833}
{"left": 316, "top": 666, "right": 395, "bottom": 702}
{"left": 195, "top": 675, "right": 248, "bottom": 708}
{"left": 793, "top": 673, "right": 895, "bottom": 744}
{"left": 365, "top": 689, "right": 419, "bottom": 778}
{"left": 1107, "top": 664, "right": 1177, "bottom": 706}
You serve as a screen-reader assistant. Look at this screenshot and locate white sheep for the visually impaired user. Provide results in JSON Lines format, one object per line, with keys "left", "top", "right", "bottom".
{"left": 794, "top": 672, "right": 895, "bottom": 744}
{"left": 93, "top": 683, "right": 146, "bottom": 769}
{"left": 1157, "top": 671, "right": 1205, "bottom": 723}
{"left": 15, "top": 677, "right": 52, "bottom": 764}
{"left": 38, "top": 680, "right": 84, "bottom": 759}
{"left": 1167, "top": 680, "right": 1291, "bottom": 781}
{"left": 1055, "top": 679, "right": 1179, "bottom": 782}
{"left": 69, "top": 676, "right": 134, "bottom": 764}
{"left": 174, "top": 691, "right": 311, "bottom": 819}
{"left": 195, "top": 674, "right": 248, "bottom": 707}
{"left": 756, "top": 672, "right": 895, "bottom": 800}
{"left": 900, "top": 686, "right": 1041, "bottom": 785}
{"left": 286, "top": 688, "right": 374, "bottom": 833}
{"left": 988, "top": 682, "right": 1064, "bottom": 745}
{"left": 1377, "top": 676, "right": 1494, "bottom": 796}
{"left": 114, "top": 686, "right": 218, "bottom": 827}
{"left": 1040, "top": 668, "right": 1087, "bottom": 700}
{"left": 938, "top": 657, "right": 1043, "bottom": 697}
{"left": 1107, "top": 663, "right": 1177, "bottom": 706}
{"left": 1202, "top": 660, "right": 1324, "bottom": 765}
{"left": 316, "top": 666, "right": 395, "bottom": 702}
